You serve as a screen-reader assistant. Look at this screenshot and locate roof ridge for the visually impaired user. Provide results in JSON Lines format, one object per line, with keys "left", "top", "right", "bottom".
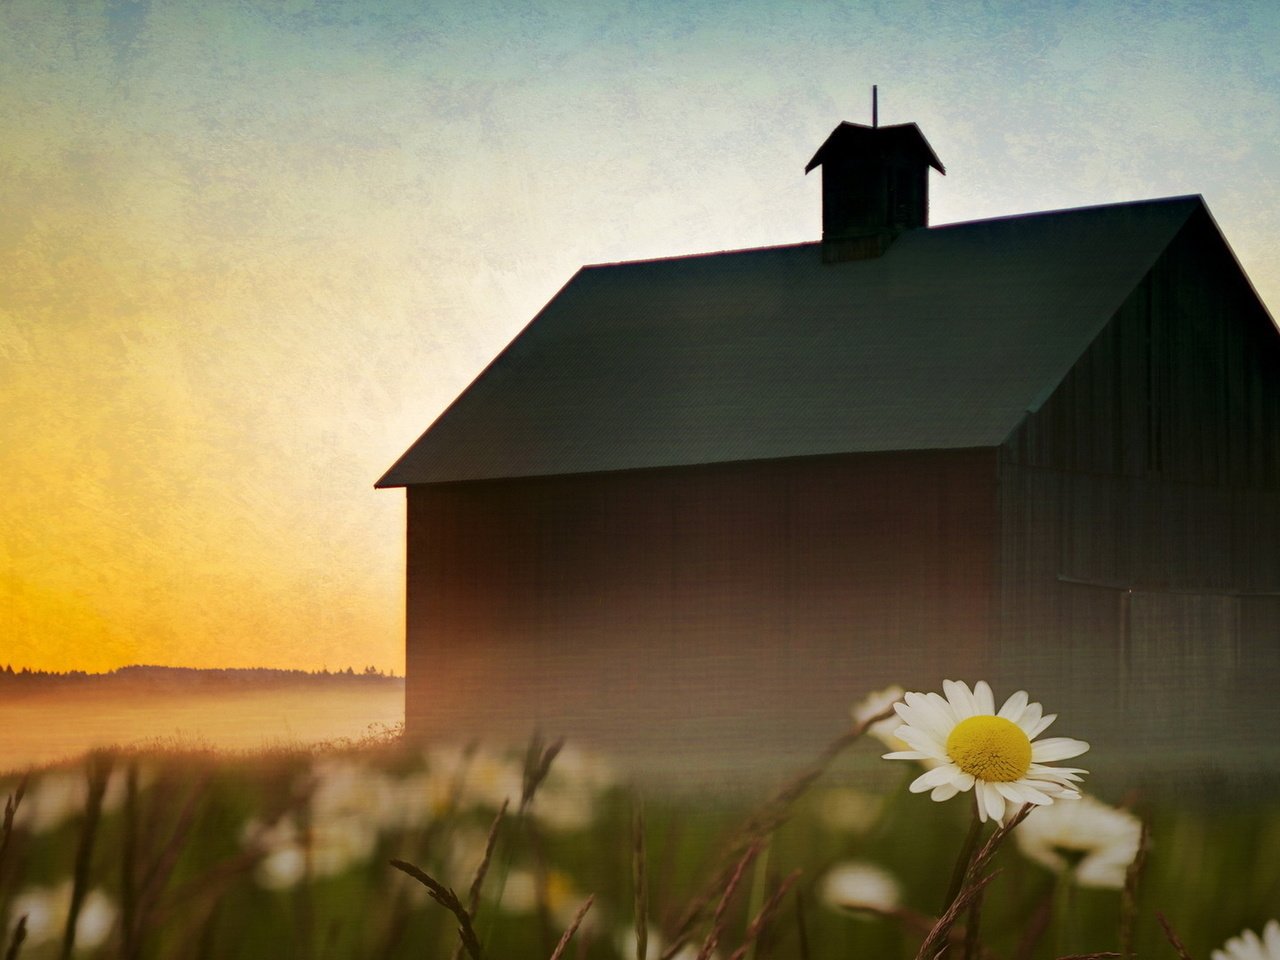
{"left": 581, "top": 195, "right": 1204, "bottom": 271}
{"left": 931, "top": 193, "right": 1202, "bottom": 232}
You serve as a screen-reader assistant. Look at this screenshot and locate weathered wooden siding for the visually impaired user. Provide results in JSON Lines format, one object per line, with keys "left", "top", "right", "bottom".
{"left": 998, "top": 208, "right": 1280, "bottom": 765}
{"left": 405, "top": 449, "right": 997, "bottom": 775}
{"left": 1006, "top": 207, "right": 1280, "bottom": 487}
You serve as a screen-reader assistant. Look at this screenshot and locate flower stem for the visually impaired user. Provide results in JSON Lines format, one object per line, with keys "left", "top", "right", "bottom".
{"left": 1054, "top": 869, "right": 1077, "bottom": 957}
{"left": 942, "top": 803, "right": 985, "bottom": 915}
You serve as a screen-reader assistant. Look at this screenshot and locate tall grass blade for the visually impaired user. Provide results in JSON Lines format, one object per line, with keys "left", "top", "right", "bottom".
{"left": 4, "top": 915, "right": 26, "bottom": 960}
{"left": 695, "top": 840, "right": 762, "bottom": 960}
{"left": 131, "top": 771, "right": 211, "bottom": 956}
{"left": 59, "top": 752, "right": 112, "bottom": 960}
{"left": 1155, "top": 912, "right": 1194, "bottom": 960}
{"left": 121, "top": 763, "right": 139, "bottom": 960}
{"left": 468, "top": 798, "right": 509, "bottom": 918}
{"left": 0, "top": 773, "right": 28, "bottom": 877}
{"left": 451, "top": 798, "right": 508, "bottom": 960}
{"left": 548, "top": 895, "right": 595, "bottom": 960}
{"left": 521, "top": 733, "right": 564, "bottom": 814}
{"left": 913, "top": 871, "right": 999, "bottom": 960}
{"left": 390, "top": 858, "right": 484, "bottom": 960}
{"left": 633, "top": 799, "right": 648, "bottom": 960}
{"left": 667, "top": 709, "right": 890, "bottom": 954}
{"left": 1119, "top": 821, "right": 1148, "bottom": 960}
{"left": 793, "top": 885, "right": 810, "bottom": 960}
{"left": 725, "top": 867, "right": 801, "bottom": 960}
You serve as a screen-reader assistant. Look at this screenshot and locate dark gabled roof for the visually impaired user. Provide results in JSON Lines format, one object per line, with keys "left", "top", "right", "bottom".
{"left": 805, "top": 121, "right": 946, "bottom": 175}
{"left": 377, "top": 195, "right": 1203, "bottom": 487}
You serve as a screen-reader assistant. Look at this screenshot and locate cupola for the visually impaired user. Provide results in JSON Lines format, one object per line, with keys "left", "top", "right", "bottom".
{"left": 805, "top": 92, "right": 945, "bottom": 261}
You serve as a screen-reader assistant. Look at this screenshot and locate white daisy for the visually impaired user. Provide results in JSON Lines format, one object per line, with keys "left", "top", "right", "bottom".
{"left": 883, "top": 680, "right": 1090, "bottom": 823}
{"left": 1014, "top": 793, "right": 1142, "bottom": 888}
{"left": 819, "top": 861, "right": 901, "bottom": 916}
{"left": 1212, "top": 920, "right": 1280, "bottom": 960}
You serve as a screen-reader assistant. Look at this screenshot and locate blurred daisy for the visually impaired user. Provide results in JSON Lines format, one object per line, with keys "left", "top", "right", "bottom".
{"left": 614, "top": 924, "right": 664, "bottom": 960}
{"left": 819, "top": 861, "right": 901, "bottom": 917}
{"left": 1014, "top": 793, "right": 1142, "bottom": 888}
{"left": 852, "top": 686, "right": 908, "bottom": 751}
{"left": 815, "top": 787, "right": 884, "bottom": 834}
{"left": 241, "top": 808, "right": 378, "bottom": 887}
{"left": 1212, "top": 920, "right": 1280, "bottom": 960}
{"left": 528, "top": 745, "right": 616, "bottom": 831}
{"left": 15, "top": 767, "right": 126, "bottom": 835}
{"left": 496, "top": 868, "right": 591, "bottom": 930}
{"left": 883, "top": 680, "right": 1089, "bottom": 823}
{"left": 242, "top": 816, "right": 307, "bottom": 889}
{"left": 7, "top": 881, "right": 116, "bottom": 951}
{"left": 424, "top": 744, "right": 523, "bottom": 811}
{"left": 613, "top": 927, "right": 712, "bottom": 960}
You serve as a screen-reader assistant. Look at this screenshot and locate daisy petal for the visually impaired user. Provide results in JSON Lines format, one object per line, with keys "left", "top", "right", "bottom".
{"left": 901, "top": 696, "right": 952, "bottom": 742}
{"left": 979, "top": 781, "right": 1005, "bottom": 823}
{"left": 1263, "top": 919, "right": 1280, "bottom": 954}
{"left": 894, "top": 726, "right": 946, "bottom": 758}
{"left": 931, "top": 782, "right": 961, "bottom": 802}
{"left": 926, "top": 691, "right": 959, "bottom": 726}
{"left": 909, "top": 765, "right": 963, "bottom": 794}
{"left": 998, "top": 689, "right": 1028, "bottom": 721}
{"left": 1031, "top": 738, "right": 1091, "bottom": 762}
{"left": 1027, "top": 712, "right": 1057, "bottom": 739}
{"left": 900, "top": 693, "right": 954, "bottom": 743}
{"left": 1015, "top": 701, "right": 1043, "bottom": 736}
{"left": 1029, "top": 763, "right": 1088, "bottom": 778}
{"left": 994, "top": 781, "right": 1053, "bottom": 806}
{"left": 973, "top": 681, "right": 995, "bottom": 715}
{"left": 943, "top": 680, "right": 977, "bottom": 718}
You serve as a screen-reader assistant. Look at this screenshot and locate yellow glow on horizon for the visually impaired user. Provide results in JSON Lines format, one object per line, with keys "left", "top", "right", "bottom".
{"left": 1, "top": 180, "right": 420, "bottom": 674}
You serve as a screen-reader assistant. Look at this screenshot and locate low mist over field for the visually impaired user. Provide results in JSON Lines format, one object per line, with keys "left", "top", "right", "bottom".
{"left": 0, "top": 667, "right": 403, "bottom": 772}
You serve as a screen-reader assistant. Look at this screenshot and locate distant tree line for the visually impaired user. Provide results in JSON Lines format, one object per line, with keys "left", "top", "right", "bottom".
{"left": 0, "top": 664, "right": 402, "bottom": 688}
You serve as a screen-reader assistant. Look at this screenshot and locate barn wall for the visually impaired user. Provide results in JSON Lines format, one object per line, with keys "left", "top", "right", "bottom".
{"left": 999, "top": 208, "right": 1280, "bottom": 768}
{"left": 404, "top": 449, "right": 997, "bottom": 778}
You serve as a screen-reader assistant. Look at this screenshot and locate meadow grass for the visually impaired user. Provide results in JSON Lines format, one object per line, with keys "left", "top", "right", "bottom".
{"left": 0, "top": 716, "right": 1277, "bottom": 959}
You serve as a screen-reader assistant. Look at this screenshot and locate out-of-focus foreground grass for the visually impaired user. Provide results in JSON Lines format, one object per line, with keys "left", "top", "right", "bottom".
{"left": 0, "top": 721, "right": 1277, "bottom": 960}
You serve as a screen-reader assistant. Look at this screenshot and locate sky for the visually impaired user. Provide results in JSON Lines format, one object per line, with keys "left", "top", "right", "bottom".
{"left": 2, "top": 0, "right": 1278, "bottom": 674}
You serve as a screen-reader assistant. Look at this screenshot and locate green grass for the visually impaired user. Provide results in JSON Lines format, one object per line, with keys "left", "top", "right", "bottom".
{"left": 0, "top": 725, "right": 1277, "bottom": 959}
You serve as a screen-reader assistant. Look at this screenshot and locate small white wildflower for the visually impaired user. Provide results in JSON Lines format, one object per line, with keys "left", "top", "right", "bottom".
{"left": 819, "top": 861, "right": 901, "bottom": 917}
{"left": 1014, "top": 793, "right": 1143, "bottom": 889}
{"left": 852, "top": 685, "right": 908, "bottom": 751}
{"left": 7, "top": 882, "right": 116, "bottom": 950}
{"left": 1211, "top": 919, "right": 1280, "bottom": 960}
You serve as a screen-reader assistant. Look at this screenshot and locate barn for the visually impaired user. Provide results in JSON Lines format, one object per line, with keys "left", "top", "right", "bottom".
{"left": 378, "top": 119, "right": 1280, "bottom": 784}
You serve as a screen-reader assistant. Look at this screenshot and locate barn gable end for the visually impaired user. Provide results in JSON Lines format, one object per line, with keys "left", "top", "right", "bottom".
{"left": 995, "top": 203, "right": 1280, "bottom": 762}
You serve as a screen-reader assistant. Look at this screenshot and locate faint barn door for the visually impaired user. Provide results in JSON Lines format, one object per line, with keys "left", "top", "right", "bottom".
{"left": 1122, "top": 590, "right": 1239, "bottom": 749}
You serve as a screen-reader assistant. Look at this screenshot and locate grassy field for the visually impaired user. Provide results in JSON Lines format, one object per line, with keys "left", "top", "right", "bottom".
{"left": 1, "top": 714, "right": 1278, "bottom": 959}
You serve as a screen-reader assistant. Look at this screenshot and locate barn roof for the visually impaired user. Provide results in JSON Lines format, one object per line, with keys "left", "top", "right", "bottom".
{"left": 804, "top": 121, "right": 946, "bottom": 175}
{"left": 377, "top": 195, "right": 1203, "bottom": 487}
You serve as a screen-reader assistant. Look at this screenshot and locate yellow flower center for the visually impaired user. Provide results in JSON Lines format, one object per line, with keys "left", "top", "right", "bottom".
{"left": 945, "top": 716, "right": 1032, "bottom": 782}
